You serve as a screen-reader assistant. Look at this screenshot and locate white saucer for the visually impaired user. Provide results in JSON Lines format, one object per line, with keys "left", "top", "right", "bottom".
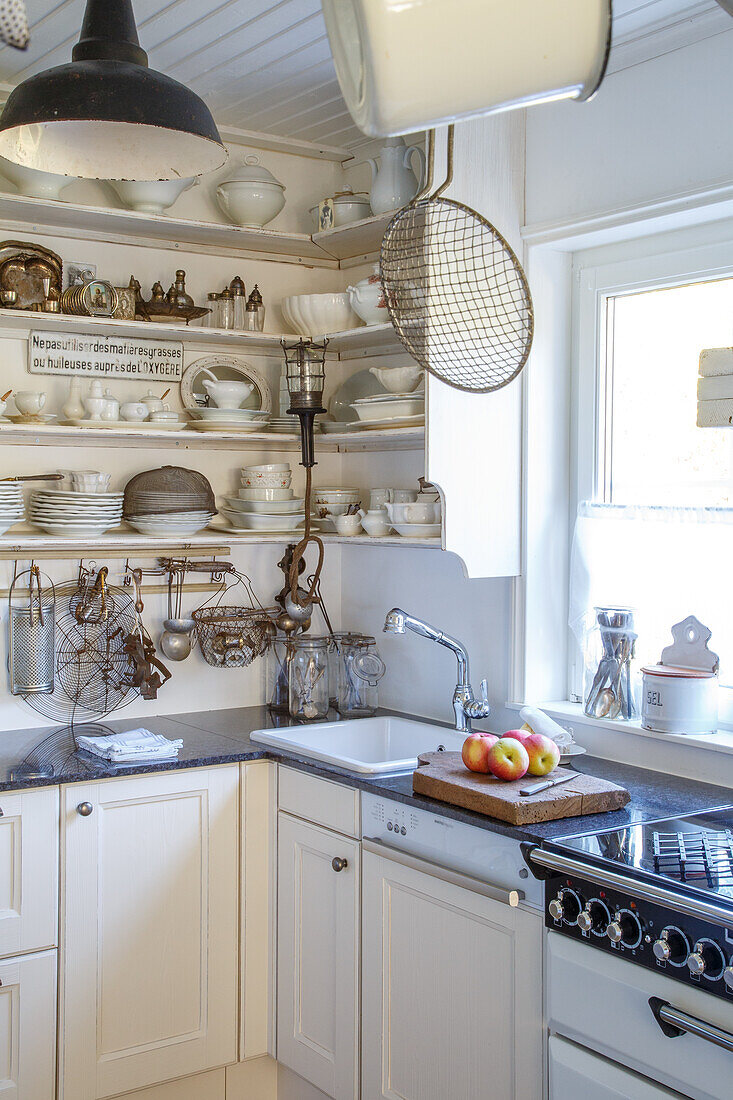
{"left": 190, "top": 420, "right": 271, "bottom": 434}
{"left": 354, "top": 415, "right": 425, "bottom": 431}
{"left": 7, "top": 413, "right": 57, "bottom": 424}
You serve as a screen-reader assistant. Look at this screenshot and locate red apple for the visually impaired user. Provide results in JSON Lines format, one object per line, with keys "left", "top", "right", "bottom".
{"left": 461, "top": 732, "right": 499, "bottom": 773}
{"left": 487, "top": 737, "right": 529, "bottom": 781}
{"left": 524, "top": 733, "right": 561, "bottom": 777}
{"left": 502, "top": 728, "right": 534, "bottom": 748}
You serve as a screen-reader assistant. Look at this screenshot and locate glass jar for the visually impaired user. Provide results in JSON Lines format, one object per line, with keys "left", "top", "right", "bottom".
{"left": 219, "top": 286, "right": 235, "bottom": 330}
{"left": 204, "top": 292, "right": 220, "bottom": 327}
{"left": 580, "top": 605, "right": 639, "bottom": 721}
{"left": 266, "top": 631, "right": 291, "bottom": 714}
{"left": 288, "top": 636, "right": 330, "bottom": 721}
{"left": 336, "top": 634, "right": 386, "bottom": 718}
{"left": 328, "top": 631, "right": 358, "bottom": 707}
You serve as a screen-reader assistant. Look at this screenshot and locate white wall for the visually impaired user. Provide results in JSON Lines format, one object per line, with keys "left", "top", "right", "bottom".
{"left": 525, "top": 27, "right": 733, "bottom": 228}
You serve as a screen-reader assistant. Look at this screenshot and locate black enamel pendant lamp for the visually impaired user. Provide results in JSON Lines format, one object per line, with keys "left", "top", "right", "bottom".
{"left": 0, "top": 0, "right": 227, "bottom": 180}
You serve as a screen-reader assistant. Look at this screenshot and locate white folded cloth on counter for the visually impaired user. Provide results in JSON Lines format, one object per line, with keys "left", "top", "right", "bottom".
{"left": 519, "top": 706, "right": 575, "bottom": 749}
{"left": 76, "top": 728, "right": 183, "bottom": 762}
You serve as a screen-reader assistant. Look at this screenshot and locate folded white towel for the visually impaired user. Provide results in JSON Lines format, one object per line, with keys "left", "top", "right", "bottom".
{"left": 519, "top": 706, "right": 574, "bottom": 749}
{"left": 76, "top": 728, "right": 183, "bottom": 762}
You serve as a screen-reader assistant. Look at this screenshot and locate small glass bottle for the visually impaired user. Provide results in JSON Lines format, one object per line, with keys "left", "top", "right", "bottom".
{"left": 219, "top": 286, "right": 235, "bottom": 330}
{"left": 288, "top": 636, "right": 330, "bottom": 721}
{"left": 205, "top": 292, "right": 220, "bottom": 328}
{"left": 247, "top": 284, "right": 265, "bottom": 331}
{"left": 231, "top": 276, "right": 247, "bottom": 329}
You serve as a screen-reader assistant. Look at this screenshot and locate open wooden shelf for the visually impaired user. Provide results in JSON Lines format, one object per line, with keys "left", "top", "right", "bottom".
{"left": 312, "top": 211, "right": 393, "bottom": 261}
{"left": 0, "top": 422, "right": 424, "bottom": 454}
{"left": 0, "top": 527, "right": 442, "bottom": 559}
{"left": 0, "top": 191, "right": 338, "bottom": 267}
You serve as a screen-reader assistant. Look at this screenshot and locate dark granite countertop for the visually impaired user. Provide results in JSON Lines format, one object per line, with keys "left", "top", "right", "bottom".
{"left": 2, "top": 705, "right": 731, "bottom": 844}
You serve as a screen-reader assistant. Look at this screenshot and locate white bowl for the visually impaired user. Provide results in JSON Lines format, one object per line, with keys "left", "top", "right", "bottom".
{"left": 351, "top": 395, "right": 424, "bottom": 421}
{"left": 127, "top": 517, "right": 210, "bottom": 536}
{"left": 241, "top": 473, "right": 292, "bottom": 489}
{"left": 242, "top": 462, "right": 291, "bottom": 473}
{"left": 109, "top": 177, "right": 196, "bottom": 215}
{"left": 391, "top": 522, "right": 442, "bottom": 539}
{"left": 238, "top": 486, "right": 294, "bottom": 502}
{"left": 221, "top": 509, "right": 305, "bottom": 531}
{"left": 0, "top": 156, "right": 77, "bottom": 200}
{"left": 385, "top": 501, "right": 441, "bottom": 525}
{"left": 282, "top": 293, "right": 361, "bottom": 336}
{"left": 224, "top": 496, "right": 305, "bottom": 514}
{"left": 370, "top": 365, "right": 423, "bottom": 393}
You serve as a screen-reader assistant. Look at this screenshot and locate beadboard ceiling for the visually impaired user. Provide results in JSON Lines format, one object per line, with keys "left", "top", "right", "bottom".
{"left": 0, "top": 0, "right": 728, "bottom": 155}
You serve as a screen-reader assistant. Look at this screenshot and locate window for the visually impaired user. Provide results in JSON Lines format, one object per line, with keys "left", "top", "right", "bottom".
{"left": 570, "top": 227, "right": 733, "bottom": 726}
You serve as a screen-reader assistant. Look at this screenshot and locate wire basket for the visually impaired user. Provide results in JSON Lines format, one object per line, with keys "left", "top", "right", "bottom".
{"left": 192, "top": 606, "right": 272, "bottom": 668}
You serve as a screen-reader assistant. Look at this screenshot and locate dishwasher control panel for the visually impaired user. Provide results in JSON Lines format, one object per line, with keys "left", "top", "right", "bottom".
{"left": 362, "top": 793, "right": 542, "bottom": 908}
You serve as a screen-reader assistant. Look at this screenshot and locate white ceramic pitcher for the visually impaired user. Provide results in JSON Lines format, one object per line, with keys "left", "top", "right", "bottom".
{"left": 368, "top": 137, "right": 425, "bottom": 215}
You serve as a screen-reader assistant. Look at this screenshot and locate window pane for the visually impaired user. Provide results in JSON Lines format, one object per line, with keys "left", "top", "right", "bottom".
{"left": 607, "top": 278, "right": 733, "bottom": 505}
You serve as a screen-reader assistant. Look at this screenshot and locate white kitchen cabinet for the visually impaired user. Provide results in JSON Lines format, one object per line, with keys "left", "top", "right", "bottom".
{"left": 277, "top": 812, "right": 360, "bottom": 1100}
{"left": 0, "top": 786, "right": 58, "bottom": 958}
{"left": 0, "top": 948, "right": 56, "bottom": 1098}
{"left": 60, "top": 766, "right": 239, "bottom": 1100}
{"left": 361, "top": 848, "right": 543, "bottom": 1100}
{"left": 549, "top": 1036, "right": 688, "bottom": 1099}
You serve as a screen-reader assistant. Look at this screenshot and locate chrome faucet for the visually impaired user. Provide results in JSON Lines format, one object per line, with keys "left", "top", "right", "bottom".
{"left": 383, "top": 608, "right": 491, "bottom": 733}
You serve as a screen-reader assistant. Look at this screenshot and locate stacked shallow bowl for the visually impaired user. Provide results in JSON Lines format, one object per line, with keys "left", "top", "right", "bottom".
{"left": 0, "top": 483, "right": 25, "bottom": 534}
{"left": 220, "top": 463, "right": 305, "bottom": 533}
{"left": 29, "top": 489, "right": 123, "bottom": 537}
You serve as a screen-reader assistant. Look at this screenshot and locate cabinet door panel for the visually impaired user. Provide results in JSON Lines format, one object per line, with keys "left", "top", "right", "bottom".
{"left": 0, "top": 949, "right": 56, "bottom": 1099}
{"left": 61, "top": 767, "right": 239, "bottom": 1100}
{"left": 362, "top": 850, "right": 543, "bottom": 1100}
{"left": 277, "top": 813, "right": 359, "bottom": 1100}
{"left": 0, "top": 788, "right": 58, "bottom": 958}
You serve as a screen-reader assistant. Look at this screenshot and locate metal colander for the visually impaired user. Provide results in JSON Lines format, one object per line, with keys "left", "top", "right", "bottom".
{"left": 123, "top": 465, "right": 215, "bottom": 518}
{"left": 380, "top": 126, "right": 533, "bottom": 394}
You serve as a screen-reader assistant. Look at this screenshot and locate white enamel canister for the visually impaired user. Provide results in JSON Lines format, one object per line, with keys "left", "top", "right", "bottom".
{"left": 641, "top": 615, "right": 719, "bottom": 734}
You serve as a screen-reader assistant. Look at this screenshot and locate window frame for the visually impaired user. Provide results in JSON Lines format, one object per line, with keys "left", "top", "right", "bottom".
{"left": 570, "top": 224, "right": 733, "bottom": 723}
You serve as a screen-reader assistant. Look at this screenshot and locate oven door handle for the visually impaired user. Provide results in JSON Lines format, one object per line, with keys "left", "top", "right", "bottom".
{"left": 649, "top": 997, "right": 733, "bottom": 1054}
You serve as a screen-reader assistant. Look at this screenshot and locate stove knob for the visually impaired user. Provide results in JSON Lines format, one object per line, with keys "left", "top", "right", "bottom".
{"left": 549, "top": 888, "right": 582, "bottom": 925}
{"left": 686, "top": 939, "right": 726, "bottom": 980}
{"left": 578, "top": 899, "right": 610, "bottom": 936}
{"left": 724, "top": 966, "right": 733, "bottom": 991}
{"left": 606, "top": 909, "right": 642, "bottom": 948}
{"left": 653, "top": 927, "right": 689, "bottom": 966}
{"left": 577, "top": 910, "right": 592, "bottom": 933}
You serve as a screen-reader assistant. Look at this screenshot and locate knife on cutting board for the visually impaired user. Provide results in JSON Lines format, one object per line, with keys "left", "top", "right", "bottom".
{"left": 519, "top": 772, "right": 578, "bottom": 797}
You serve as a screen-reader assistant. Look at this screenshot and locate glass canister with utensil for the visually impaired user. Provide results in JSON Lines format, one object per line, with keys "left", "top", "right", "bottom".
{"left": 336, "top": 634, "right": 386, "bottom": 718}
{"left": 289, "top": 636, "right": 330, "bottom": 721}
{"left": 582, "top": 606, "right": 638, "bottom": 721}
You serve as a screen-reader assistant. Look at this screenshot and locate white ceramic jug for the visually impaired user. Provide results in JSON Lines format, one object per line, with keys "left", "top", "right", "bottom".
{"left": 368, "top": 137, "right": 425, "bottom": 215}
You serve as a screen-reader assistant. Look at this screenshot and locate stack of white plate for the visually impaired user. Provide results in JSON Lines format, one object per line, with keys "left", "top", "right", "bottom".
{"left": 29, "top": 490, "right": 123, "bottom": 537}
{"left": 220, "top": 509, "right": 305, "bottom": 533}
{"left": 126, "top": 511, "right": 214, "bottom": 536}
{"left": 350, "top": 391, "right": 424, "bottom": 428}
{"left": 0, "top": 483, "right": 25, "bottom": 535}
{"left": 267, "top": 417, "right": 299, "bottom": 435}
{"left": 187, "top": 408, "right": 270, "bottom": 434}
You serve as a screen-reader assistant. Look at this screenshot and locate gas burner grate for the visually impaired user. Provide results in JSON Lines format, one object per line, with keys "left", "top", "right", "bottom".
{"left": 652, "top": 829, "right": 733, "bottom": 889}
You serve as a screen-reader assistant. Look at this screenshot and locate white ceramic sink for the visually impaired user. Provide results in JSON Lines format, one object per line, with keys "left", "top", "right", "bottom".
{"left": 251, "top": 716, "right": 465, "bottom": 775}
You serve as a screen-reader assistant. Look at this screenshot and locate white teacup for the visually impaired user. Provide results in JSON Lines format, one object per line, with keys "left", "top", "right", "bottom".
{"left": 14, "top": 390, "right": 46, "bottom": 415}
{"left": 334, "top": 513, "right": 363, "bottom": 536}
{"left": 120, "top": 401, "right": 149, "bottom": 422}
{"left": 71, "top": 471, "right": 111, "bottom": 493}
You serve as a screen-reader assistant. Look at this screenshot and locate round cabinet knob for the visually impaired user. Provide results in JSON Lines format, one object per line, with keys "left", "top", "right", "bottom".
{"left": 687, "top": 939, "right": 726, "bottom": 981}
{"left": 76, "top": 802, "right": 94, "bottom": 817}
{"left": 331, "top": 856, "right": 348, "bottom": 873}
{"left": 723, "top": 966, "right": 733, "bottom": 991}
{"left": 653, "top": 927, "right": 689, "bottom": 967}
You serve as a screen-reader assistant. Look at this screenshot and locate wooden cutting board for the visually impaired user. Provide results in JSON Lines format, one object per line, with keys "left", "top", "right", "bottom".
{"left": 413, "top": 752, "right": 630, "bottom": 825}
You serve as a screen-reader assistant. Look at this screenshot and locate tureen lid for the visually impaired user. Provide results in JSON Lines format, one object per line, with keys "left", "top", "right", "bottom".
{"left": 220, "top": 154, "right": 285, "bottom": 189}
